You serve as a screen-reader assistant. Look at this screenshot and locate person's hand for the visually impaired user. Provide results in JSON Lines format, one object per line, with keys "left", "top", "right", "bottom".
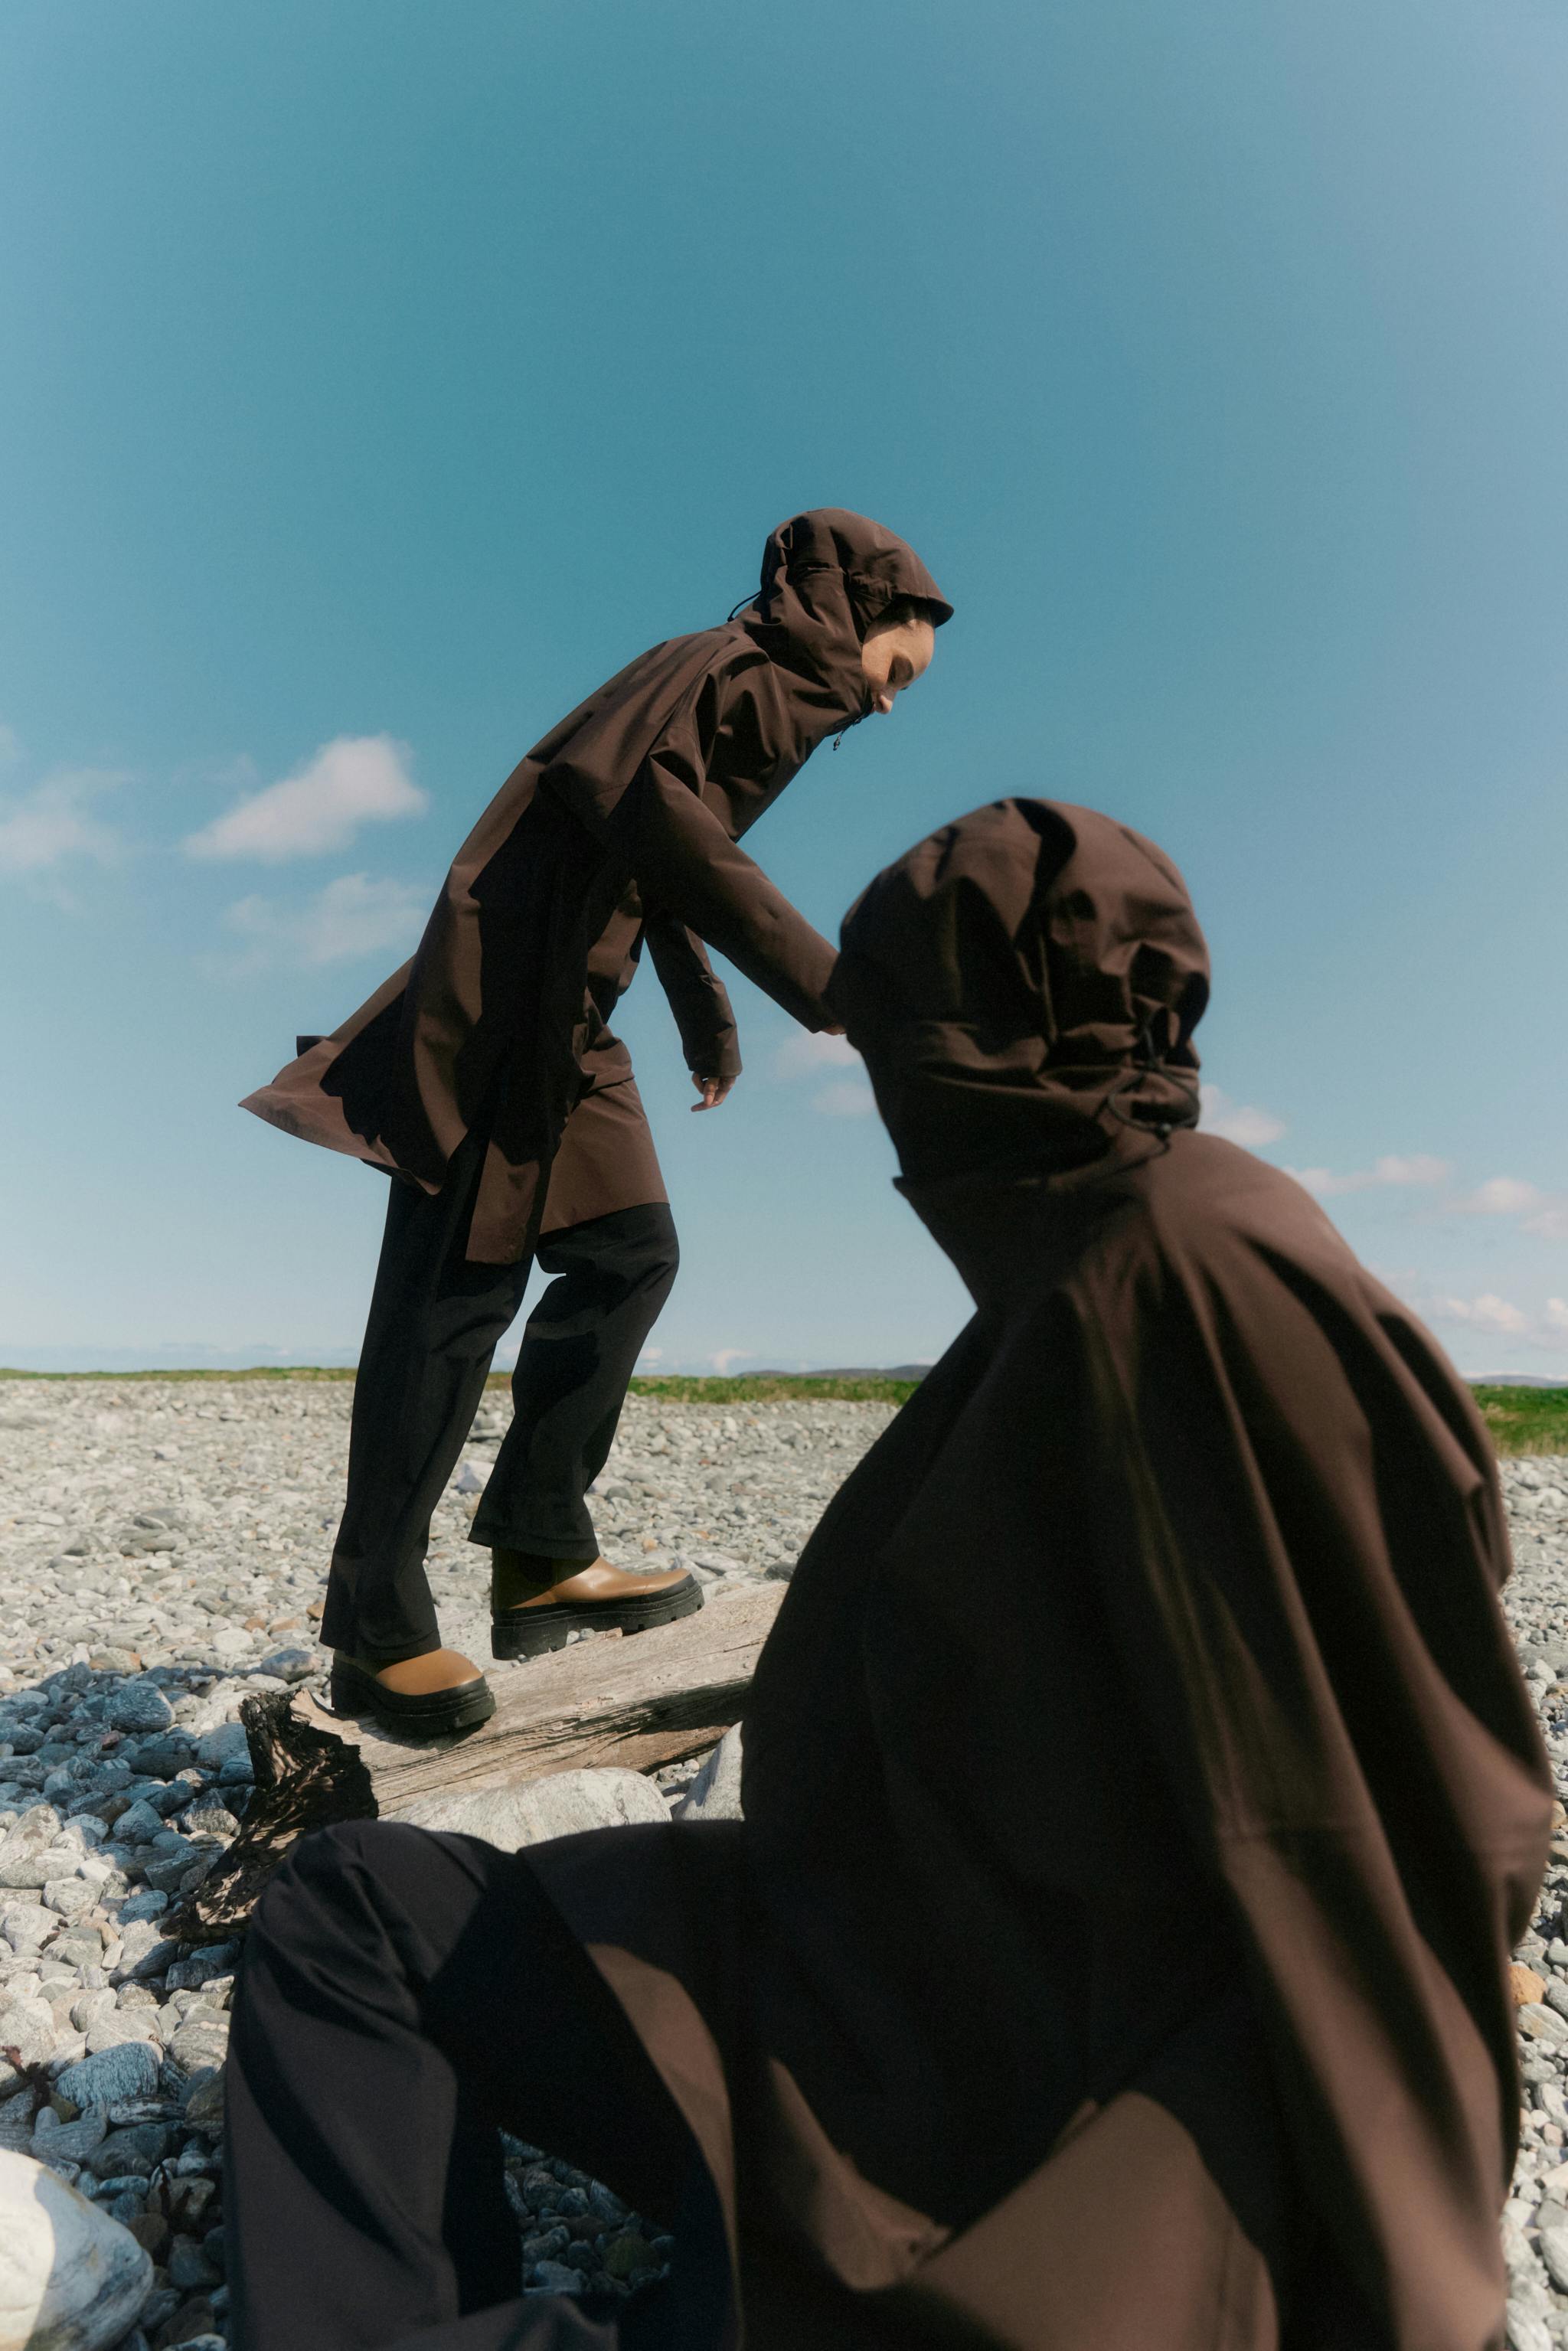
{"left": 691, "top": 1073, "right": 737, "bottom": 1112}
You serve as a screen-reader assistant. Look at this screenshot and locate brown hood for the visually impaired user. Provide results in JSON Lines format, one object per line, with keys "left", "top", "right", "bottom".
{"left": 825, "top": 797, "right": 1210, "bottom": 1182}
{"left": 737, "top": 507, "right": 953, "bottom": 733}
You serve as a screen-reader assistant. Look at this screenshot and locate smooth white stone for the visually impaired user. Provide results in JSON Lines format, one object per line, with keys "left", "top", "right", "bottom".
{"left": 393, "top": 1767, "right": 669, "bottom": 1846}
{"left": 0, "top": 2147, "right": 151, "bottom": 2351}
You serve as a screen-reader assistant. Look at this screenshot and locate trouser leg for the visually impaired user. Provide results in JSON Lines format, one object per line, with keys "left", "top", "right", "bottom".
{"left": 472, "top": 1205, "right": 679, "bottom": 1562}
{"left": 227, "top": 1820, "right": 730, "bottom": 2351}
{"left": 322, "top": 1141, "right": 531, "bottom": 1665}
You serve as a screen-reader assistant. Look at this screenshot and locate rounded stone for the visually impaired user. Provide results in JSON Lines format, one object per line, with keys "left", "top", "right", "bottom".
{"left": 0, "top": 2146, "right": 152, "bottom": 2351}
{"left": 104, "top": 1688, "right": 172, "bottom": 1737}
{"left": 54, "top": 2041, "right": 162, "bottom": 2114}
{"left": 393, "top": 1768, "right": 670, "bottom": 1847}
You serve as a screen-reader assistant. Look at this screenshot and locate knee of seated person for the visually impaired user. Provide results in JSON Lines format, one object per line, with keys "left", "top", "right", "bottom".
{"left": 248, "top": 1817, "right": 395, "bottom": 1949}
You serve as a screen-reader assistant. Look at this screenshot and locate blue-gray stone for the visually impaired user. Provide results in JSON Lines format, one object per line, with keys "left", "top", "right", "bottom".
{"left": 56, "top": 2037, "right": 162, "bottom": 2108}
{"left": 107, "top": 1685, "right": 175, "bottom": 1735}
{"left": 115, "top": 1801, "right": 164, "bottom": 1845}
{"left": 121, "top": 1736, "right": 193, "bottom": 1781}
{"left": 257, "top": 1648, "right": 315, "bottom": 1682}
{"left": 194, "top": 1723, "right": 249, "bottom": 1773}
{"left": 166, "top": 1944, "right": 239, "bottom": 1991}
{"left": 531, "top": 2260, "right": 586, "bottom": 2296}
{"left": 119, "top": 1890, "right": 170, "bottom": 1924}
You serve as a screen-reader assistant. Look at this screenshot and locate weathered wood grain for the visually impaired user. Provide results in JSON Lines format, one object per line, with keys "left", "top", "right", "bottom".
{"left": 172, "top": 1583, "right": 784, "bottom": 1939}
{"left": 298, "top": 1582, "right": 785, "bottom": 1813}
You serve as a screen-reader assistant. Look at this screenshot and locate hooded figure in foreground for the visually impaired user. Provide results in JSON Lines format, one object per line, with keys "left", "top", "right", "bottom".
{"left": 240, "top": 510, "right": 949, "bottom": 1735}
{"left": 227, "top": 799, "right": 1550, "bottom": 2351}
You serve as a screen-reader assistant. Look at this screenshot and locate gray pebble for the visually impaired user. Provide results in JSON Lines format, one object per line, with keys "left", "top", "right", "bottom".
{"left": 531, "top": 2259, "right": 587, "bottom": 2295}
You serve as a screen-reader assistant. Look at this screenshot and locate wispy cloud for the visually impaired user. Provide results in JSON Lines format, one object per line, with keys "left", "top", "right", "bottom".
{"left": 219, "top": 873, "right": 427, "bottom": 972}
{"left": 1386, "top": 1275, "right": 1568, "bottom": 1353}
{"left": 1452, "top": 1176, "right": 1568, "bottom": 1242}
{"left": 773, "top": 1030, "right": 862, "bottom": 1078}
{"left": 1287, "top": 1153, "right": 1450, "bottom": 1200}
{"left": 1432, "top": 1291, "right": 1531, "bottom": 1335}
{"left": 710, "top": 1347, "right": 754, "bottom": 1373}
{"left": 184, "top": 736, "right": 426, "bottom": 863}
{"left": 0, "top": 766, "right": 129, "bottom": 876}
{"left": 1198, "top": 1085, "right": 1286, "bottom": 1148}
{"left": 772, "top": 1026, "right": 878, "bottom": 1115}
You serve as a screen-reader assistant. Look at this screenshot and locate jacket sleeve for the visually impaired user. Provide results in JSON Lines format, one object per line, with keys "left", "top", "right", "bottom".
{"left": 599, "top": 752, "right": 834, "bottom": 1028}
{"left": 642, "top": 912, "right": 743, "bottom": 1080}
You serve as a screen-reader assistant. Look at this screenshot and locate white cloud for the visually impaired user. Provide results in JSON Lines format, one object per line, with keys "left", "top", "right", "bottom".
{"left": 1457, "top": 1176, "right": 1544, "bottom": 1216}
{"left": 710, "top": 1348, "right": 754, "bottom": 1373}
{"left": 1289, "top": 1153, "right": 1450, "bottom": 1200}
{"left": 220, "top": 873, "right": 427, "bottom": 971}
{"left": 770, "top": 1026, "right": 877, "bottom": 1116}
{"left": 1431, "top": 1291, "right": 1530, "bottom": 1335}
{"left": 0, "top": 767, "right": 128, "bottom": 875}
{"left": 773, "top": 1030, "right": 862, "bottom": 1077}
{"left": 813, "top": 1076, "right": 877, "bottom": 1118}
{"left": 184, "top": 736, "right": 426, "bottom": 863}
{"left": 1452, "top": 1174, "right": 1568, "bottom": 1242}
{"left": 1423, "top": 1288, "right": 1568, "bottom": 1351}
{"left": 1198, "top": 1085, "right": 1286, "bottom": 1148}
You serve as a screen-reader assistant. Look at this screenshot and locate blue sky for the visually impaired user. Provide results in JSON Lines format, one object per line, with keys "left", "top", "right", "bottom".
{"left": 2, "top": 0, "right": 1566, "bottom": 1377}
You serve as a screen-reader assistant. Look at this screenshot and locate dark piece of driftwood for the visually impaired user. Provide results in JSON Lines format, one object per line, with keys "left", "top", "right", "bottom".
{"left": 171, "top": 1584, "right": 783, "bottom": 1941}
{"left": 165, "top": 1689, "right": 378, "bottom": 1942}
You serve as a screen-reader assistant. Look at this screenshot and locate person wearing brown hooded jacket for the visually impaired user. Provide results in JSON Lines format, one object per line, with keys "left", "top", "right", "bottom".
{"left": 226, "top": 798, "right": 1550, "bottom": 2351}
{"left": 239, "top": 510, "right": 949, "bottom": 1733}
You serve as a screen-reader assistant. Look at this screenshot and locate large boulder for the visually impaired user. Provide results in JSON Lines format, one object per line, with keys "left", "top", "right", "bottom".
{"left": 392, "top": 1768, "right": 669, "bottom": 1847}
{"left": 0, "top": 2147, "right": 152, "bottom": 2351}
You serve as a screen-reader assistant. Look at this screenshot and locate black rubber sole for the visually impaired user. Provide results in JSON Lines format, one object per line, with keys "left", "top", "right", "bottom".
{"left": 328, "top": 1659, "right": 497, "bottom": 1739}
{"left": 491, "top": 1575, "right": 704, "bottom": 1661}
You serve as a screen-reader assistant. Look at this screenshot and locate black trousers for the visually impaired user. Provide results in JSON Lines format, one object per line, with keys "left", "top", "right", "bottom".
{"left": 227, "top": 1820, "right": 730, "bottom": 2351}
{"left": 321, "top": 1138, "right": 679, "bottom": 1666}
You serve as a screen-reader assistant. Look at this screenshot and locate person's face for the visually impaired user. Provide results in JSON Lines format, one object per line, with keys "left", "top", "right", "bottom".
{"left": 861, "top": 614, "right": 936, "bottom": 714}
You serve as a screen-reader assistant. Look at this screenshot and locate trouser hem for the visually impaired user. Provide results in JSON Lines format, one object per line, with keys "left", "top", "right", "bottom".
{"left": 469, "top": 1526, "right": 601, "bottom": 1562}
{"left": 340, "top": 1634, "right": 447, "bottom": 1669}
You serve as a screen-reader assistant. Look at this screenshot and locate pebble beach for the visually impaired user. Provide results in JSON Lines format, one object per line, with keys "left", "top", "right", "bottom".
{"left": 1, "top": 1380, "right": 1566, "bottom": 2349}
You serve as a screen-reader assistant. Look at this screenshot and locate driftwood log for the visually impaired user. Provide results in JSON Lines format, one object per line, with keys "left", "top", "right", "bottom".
{"left": 171, "top": 1584, "right": 784, "bottom": 1941}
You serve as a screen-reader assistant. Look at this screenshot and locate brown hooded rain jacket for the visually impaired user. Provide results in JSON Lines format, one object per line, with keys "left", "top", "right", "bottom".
{"left": 524, "top": 797, "right": 1550, "bottom": 2351}
{"left": 240, "top": 510, "right": 951, "bottom": 1261}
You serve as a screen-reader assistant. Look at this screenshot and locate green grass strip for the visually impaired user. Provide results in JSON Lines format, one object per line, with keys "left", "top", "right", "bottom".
{"left": 2, "top": 1367, "right": 1565, "bottom": 1448}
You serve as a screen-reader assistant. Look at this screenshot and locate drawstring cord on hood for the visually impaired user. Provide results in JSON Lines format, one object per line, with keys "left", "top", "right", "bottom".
{"left": 728, "top": 589, "right": 870, "bottom": 746}
{"left": 1094, "top": 1009, "right": 1201, "bottom": 1147}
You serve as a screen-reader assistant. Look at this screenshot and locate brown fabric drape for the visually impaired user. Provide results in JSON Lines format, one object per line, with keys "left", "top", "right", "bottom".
{"left": 239, "top": 510, "right": 950, "bottom": 1263}
{"left": 525, "top": 798, "right": 1549, "bottom": 2349}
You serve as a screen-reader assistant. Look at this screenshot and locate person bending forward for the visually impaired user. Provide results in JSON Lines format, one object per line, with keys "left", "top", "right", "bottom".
{"left": 240, "top": 509, "right": 949, "bottom": 1735}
